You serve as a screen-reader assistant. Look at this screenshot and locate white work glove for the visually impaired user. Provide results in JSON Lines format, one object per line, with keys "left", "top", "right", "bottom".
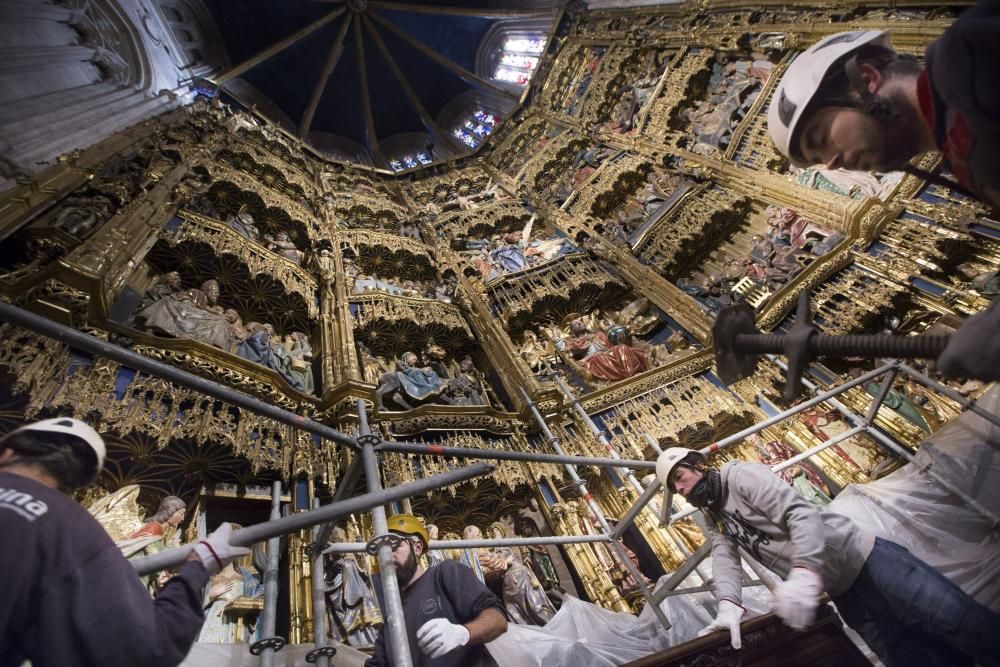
{"left": 191, "top": 523, "right": 251, "bottom": 575}
{"left": 774, "top": 567, "right": 823, "bottom": 631}
{"left": 416, "top": 618, "right": 470, "bottom": 658}
{"left": 697, "top": 599, "right": 745, "bottom": 649}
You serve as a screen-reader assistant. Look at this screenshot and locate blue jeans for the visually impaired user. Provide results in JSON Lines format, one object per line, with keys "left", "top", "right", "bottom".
{"left": 833, "top": 538, "right": 1000, "bottom": 667}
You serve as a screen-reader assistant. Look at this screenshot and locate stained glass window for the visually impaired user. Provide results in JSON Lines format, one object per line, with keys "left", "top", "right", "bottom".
{"left": 389, "top": 159, "right": 404, "bottom": 171}
{"left": 492, "top": 34, "right": 546, "bottom": 87}
{"left": 453, "top": 127, "right": 478, "bottom": 149}
{"left": 416, "top": 152, "right": 431, "bottom": 165}
{"left": 452, "top": 109, "right": 501, "bottom": 151}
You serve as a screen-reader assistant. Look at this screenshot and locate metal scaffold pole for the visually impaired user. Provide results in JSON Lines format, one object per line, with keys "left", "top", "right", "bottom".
{"left": 552, "top": 374, "right": 710, "bottom": 583}
{"left": 308, "top": 498, "right": 334, "bottom": 667}
{"left": 257, "top": 481, "right": 285, "bottom": 666}
{"left": 520, "top": 387, "right": 673, "bottom": 631}
{"left": 357, "top": 399, "right": 414, "bottom": 667}
{"left": 131, "top": 463, "right": 496, "bottom": 575}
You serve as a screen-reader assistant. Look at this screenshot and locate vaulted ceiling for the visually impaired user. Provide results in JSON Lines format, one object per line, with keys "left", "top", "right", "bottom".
{"left": 202, "top": 1, "right": 558, "bottom": 167}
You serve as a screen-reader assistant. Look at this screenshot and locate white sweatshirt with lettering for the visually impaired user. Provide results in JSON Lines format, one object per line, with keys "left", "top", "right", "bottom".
{"left": 704, "top": 461, "right": 875, "bottom": 605}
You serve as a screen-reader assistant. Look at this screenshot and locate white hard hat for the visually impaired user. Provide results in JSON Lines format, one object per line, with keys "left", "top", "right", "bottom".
{"left": 655, "top": 447, "right": 705, "bottom": 526}
{"left": 768, "top": 30, "right": 892, "bottom": 166}
{"left": 0, "top": 418, "right": 106, "bottom": 483}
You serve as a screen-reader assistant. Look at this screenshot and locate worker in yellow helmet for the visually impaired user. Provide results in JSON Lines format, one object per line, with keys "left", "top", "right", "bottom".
{"left": 366, "top": 513, "right": 508, "bottom": 666}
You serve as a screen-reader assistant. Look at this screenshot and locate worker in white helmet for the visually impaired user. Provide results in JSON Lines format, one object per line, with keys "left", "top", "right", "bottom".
{"left": 767, "top": 14, "right": 1000, "bottom": 382}
{"left": 0, "top": 418, "right": 249, "bottom": 667}
{"left": 655, "top": 446, "right": 1000, "bottom": 666}
{"left": 767, "top": 10, "right": 1000, "bottom": 209}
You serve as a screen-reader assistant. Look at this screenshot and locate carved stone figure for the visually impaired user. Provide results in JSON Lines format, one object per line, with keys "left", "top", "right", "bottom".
{"left": 53, "top": 193, "right": 114, "bottom": 238}
{"left": 552, "top": 318, "right": 649, "bottom": 383}
{"left": 223, "top": 209, "right": 260, "bottom": 242}
{"left": 139, "top": 271, "right": 182, "bottom": 309}
{"left": 425, "top": 524, "right": 446, "bottom": 568}
{"left": 265, "top": 230, "right": 304, "bottom": 265}
{"left": 134, "top": 278, "right": 235, "bottom": 350}
{"left": 285, "top": 331, "right": 315, "bottom": 394}
{"left": 116, "top": 495, "right": 186, "bottom": 593}
{"left": 444, "top": 355, "right": 488, "bottom": 406}
{"left": 458, "top": 525, "right": 486, "bottom": 583}
{"left": 519, "top": 330, "right": 556, "bottom": 372}
{"left": 747, "top": 433, "right": 832, "bottom": 505}
{"left": 375, "top": 351, "right": 447, "bottom": 411}
{"left": 487, "top": 522, "right": 556, "bottom": 626}
{"left": 324, "top": 527, "right": 382, "bottom": 647}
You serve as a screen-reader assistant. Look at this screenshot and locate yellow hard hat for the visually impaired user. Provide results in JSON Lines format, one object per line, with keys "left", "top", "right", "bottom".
{"left": 386, "top": 513, "right": 429, "bottom": 546}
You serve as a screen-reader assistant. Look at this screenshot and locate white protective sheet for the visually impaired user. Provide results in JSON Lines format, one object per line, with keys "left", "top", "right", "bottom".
{"left": 486, "top": 566, "right": 774, "bottom": 667}
{"left": 830, "top": 385, "right": 1000, "bottom": 611}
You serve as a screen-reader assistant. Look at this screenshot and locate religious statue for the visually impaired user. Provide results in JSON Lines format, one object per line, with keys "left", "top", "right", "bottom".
{"left": 458, "top": 525, "right": 486, "bottom": 583}
{"left": 235, "top": 322, "right": 308, "bottom": 391}
{"left": 550, "top": 318, "right": 650, "bottom": 383}
{"left": 198, "top": 526, "right": 264, "bottom": 644}
{"left": 955, "top": 262, "right": 1000, "bottom": 298}
{"left": 116, "top": 495, "right": 187, "bottom": 593}
{"left": 324, "top": 527, "right": 382, "bottom": 648}
{"left": 488, "top": 522, "right": 556, "bottom": 626}
{"left": 513, "top": 517, "right": 561, "bottom": 596}
{"left": 357, "top": 343, "right": 389, "bottom": 385}
{"left": 53, "top": 192, "right": 115, "bottom": 238}
{"left": 133, "top": 278, "right": 236, "bottom": 350}
{"left": 223, "top": 208, "right": 261, "bottom": 242}
{"left": 139, "top": 271, "right": 182, "bottom": 309}
{"left": 799, "top": 407, "right": 885, "bottom": 479}
{"left": 265, "top": 231, "right": 304, "bottom": 265}
{"left": 684, "top": 54, "right": 775, "bottom": 155}
{"left": 424, "top": 524, "right": 446, "bottom": 568}
{"left": 519, "top": 330, "right": 556, "bottom": 373}
{"left": 443, "top": 355, "right": 489, "bottom": 406}
{"left": 285, "top": 331, "right": 315, "bottom": 394}
{"left": 375, "top": 351, "right": 447, "bottom": 411}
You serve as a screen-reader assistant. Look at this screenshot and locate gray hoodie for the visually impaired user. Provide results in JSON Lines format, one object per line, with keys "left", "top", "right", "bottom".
{"left": 705, "top": 461, "right": 875, "bottom": 604}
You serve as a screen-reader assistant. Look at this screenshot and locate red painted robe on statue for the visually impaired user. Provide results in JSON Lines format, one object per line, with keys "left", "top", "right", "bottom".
{"left": 568, "top": 331, "right": 649, "bottom": 383}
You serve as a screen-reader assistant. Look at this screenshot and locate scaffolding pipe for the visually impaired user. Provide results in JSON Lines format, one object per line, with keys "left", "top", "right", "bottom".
{"left": 258, "top": 481, "right": 283, "bottom": 667}
{"left": 769, "top": 357, "right": 1000, "bottom": 530}
{"left": 551, "top": 375, "right": 710, "bottom": 580}
{"left": 323, "top": 533, "right": 613, "bottom": 553}
{"left": 310, "top": 499, "right": 331, "bottom": 667}
{"left": 521, "top": 388, "right": 673, "bottom": 632}
{"left": 378, "top": 439, "right": 656, "bottom": 470}
{"left": 0, "top": 301, "right": 360, "bottom": 449}
{"left": 358, "top": 400, "right": 414, "bottom": 667}
{"left": 131, "top": 462, "right": 495, "bottom": 575}
{"left": 552, "top": 374, "right": 647, "bottom": 495}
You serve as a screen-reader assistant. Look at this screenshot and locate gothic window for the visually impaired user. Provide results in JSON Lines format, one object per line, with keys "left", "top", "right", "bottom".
{"left": 493, "top": 36, "right": 546, "bottom": 86}
{"left": 389, "top": 152, "right": 432, "bottom": 172}
{"left": 452, "top": 109, "right": 500, "bottom": 150}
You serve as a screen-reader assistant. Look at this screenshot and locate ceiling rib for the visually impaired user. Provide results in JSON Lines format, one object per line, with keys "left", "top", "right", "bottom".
{"left": 368, "top": 2, "right": 557, "bottom": 18}
{"left": 214, "top": 6, "right": 347, "bottom": 85}
{"left": 354, "top": 13, "right": 385, "bottom": 165}
{"left": 361, "top": 15, "right": 467, "bottom": 155}
{"left": 299, "top": 14, "right": 352, "bottom": 139}
{"left": 367, "top": 10, "right": 518, "bottom": 101}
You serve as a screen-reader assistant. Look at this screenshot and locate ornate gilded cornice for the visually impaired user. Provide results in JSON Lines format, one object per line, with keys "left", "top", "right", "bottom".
{"left": 349, "top": 291, "right": 473, "bottom": 339}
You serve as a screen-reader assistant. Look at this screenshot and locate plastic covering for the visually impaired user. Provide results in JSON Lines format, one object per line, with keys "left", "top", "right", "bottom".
{"left": 486, "top": 566, "right": 774, "bottom": 667}
{"left": 830, "top": 386, "right": 1000, "bottom": 611}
